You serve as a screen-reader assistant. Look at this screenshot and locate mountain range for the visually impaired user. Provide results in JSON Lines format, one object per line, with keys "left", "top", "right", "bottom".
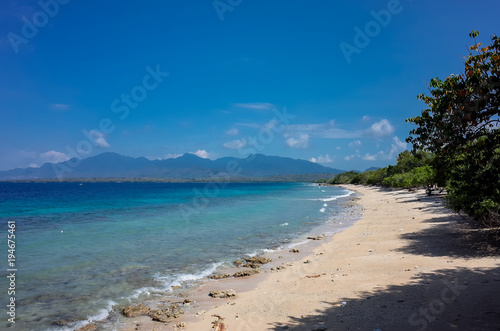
{"left": 0, "top": 152, "right": 345, "bottom": 180}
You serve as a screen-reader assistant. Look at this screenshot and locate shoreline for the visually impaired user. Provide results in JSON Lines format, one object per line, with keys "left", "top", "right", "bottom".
{"left": 114, "top": 186, "right": 361, "bottom": 331}
{"left": 119, "top": 184, "right": 500, "bottom": 330}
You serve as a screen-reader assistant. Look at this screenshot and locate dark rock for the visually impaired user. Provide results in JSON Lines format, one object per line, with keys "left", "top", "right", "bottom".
{"left": 210, "top": 274, "right": 231, "bottom": 279}
{"left": 289, "top": 249, "right": 300, "bottom": 253}
{"left": 234, "top": 260, "right": 243, "bottom": 267}
{"left": 233, "top": 269, "right": 259, "bottom": 277}
{"left": 307, "top": 235, "right": 325, "bottom": 240}
{"left": 209, "top": 289, "right": 236, "bottom": 298}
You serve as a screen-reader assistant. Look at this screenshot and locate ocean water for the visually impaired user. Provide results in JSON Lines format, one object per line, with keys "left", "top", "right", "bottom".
{"left": 0, "top": 182, "right": 355, "bottom": 330}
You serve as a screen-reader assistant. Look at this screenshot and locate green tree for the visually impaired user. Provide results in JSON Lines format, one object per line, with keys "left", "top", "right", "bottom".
{"left": 406, "top": 31, "right": 500, "bottom": 223}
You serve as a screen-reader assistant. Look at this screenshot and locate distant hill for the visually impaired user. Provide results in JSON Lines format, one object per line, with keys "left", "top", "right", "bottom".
{"left": 0, "top": 152, "right": 345, "bottom": 180}
{"left": 365, "top": 167, "right": 380, "bottom": 172}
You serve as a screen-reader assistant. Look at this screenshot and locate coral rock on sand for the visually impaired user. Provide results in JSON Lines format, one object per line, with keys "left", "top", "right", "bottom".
{"left": 289, "top": 249, "right": 300, "bottom": 253}
{"left": 210, "top": 274, "right": 231, "bottom": 279}
{"left": 242, "top": 256, "right": 272, "bottom": 268}
{"left": 148, "top": 303, "right": 184, "bottom": 323}
{"left": 233, "top": 269, "right": 259, "bottom": 277}
{"left": 209, "top": 289, "right": 236, "bottom": 298}
{"left": 123, "top": 302, "right": 185, "bottom": 323}
{"left": 233, "top": 260, "right": 243, "bottom": 267}
{"left": 122, "top": 303, "right": 150, "bottom": 317}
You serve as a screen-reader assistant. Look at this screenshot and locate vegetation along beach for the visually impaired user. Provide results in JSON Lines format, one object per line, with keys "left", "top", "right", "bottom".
{"left": 1, "top": 1, "right": 499, "bottom": 330}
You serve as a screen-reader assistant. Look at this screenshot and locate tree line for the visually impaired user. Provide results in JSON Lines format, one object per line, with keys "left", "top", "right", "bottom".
{"left": 320, "top": 32, "right": 499, "bottom": 227}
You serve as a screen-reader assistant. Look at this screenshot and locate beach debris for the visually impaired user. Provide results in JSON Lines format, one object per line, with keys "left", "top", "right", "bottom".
{"left": 209, "top": 289, "right": 236, "bottom": 298}
{"left": 174, "top": 322, "right": 186, "bottom": 329}
{"left": 76, "top": 324, "right": 96, "bottom": 331}
{"left": 183, "top": 298, "right": 192, "bottom": 304}
{"left": 303, "top": 260, "right": 311, "bottom": 264}
{"left": 271, "top": 266, "right": 286, "bottom": 271}
{"left": 211, "top": 314, "right": 226, "bottom": 331}
{"left": 289, "top": 249, "right": 300, "bottom": 253}
{"left": 307, "top": 234, "right": 325, "bottom": 240}
{"left": 341, "top": 301, "right": 347, "bottom": 307}
{"left": 210, "top": 274, "right": 231, "bottom": 280}
{"left": 123, "top": 303, "right": 150, "bottom": 317}
{"left": 242, "top": 256, "right": 272, "bottom": 268}
{"left": 233, "top": 269, "right": 259, "bottom": 277}
{"left": 196, "top": 310, "right": 206, "bottom": 315}
{"left": 305, "top": 275, "right": 321, "bottom": 278}
{"left": 171, "top": 285, "right": 181, "bottom": 290}
{"left": 148, "top": 303, "right": 184, "bottom": 323}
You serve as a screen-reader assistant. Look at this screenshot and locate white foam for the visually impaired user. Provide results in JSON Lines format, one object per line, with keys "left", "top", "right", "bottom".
{"left": 280, "top": 222, "right": 289, "bottom": 226}
{"left": 55, "top": 300, "right": 117, "bottom": 331}
{"left": 156, "top": 262, "right": 223, "bottom": 289}
{"left": 323, "top": 203, "right": 328, "bottom": 207}
{"left": 319, "top": 208, "right": 326, "bottom": 213}
{"left": 321, "top": 191, "right": 354, "bottom": 202}
{"left": 287, "top": 240, "right": 309, "bottom": 249}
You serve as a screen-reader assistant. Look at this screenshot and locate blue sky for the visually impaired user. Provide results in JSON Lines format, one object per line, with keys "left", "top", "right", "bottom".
{"left": 1, "top": 0, "right": 499, "bottom": 172}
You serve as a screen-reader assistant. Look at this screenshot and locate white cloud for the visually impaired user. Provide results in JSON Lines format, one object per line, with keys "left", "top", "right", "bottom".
{"left": 28, "top": 163, "right": 39, "bottom": 168}
{"left": 362, "top": 153, "right": 378, "bottom": 161}
{"left": 89, "top": 130, "right": 110, "bottom": 148}
{"left": 225, "top": 128, "right": 239, "bottom": 136}
{"left": 362, "top": 115, "right": 371, "bottom": 122}
{"left": 359, "top": 137, "right": 407, "bottom": 162}
{"left": 233, "top": 102, "right": 274, "bottom": 110}
{"left": 366, "top": 119, "right": 394, "bottom": 137}
{"left": 310, "top": 154, "right": 333, "bottom": 164}
{"left": 286, "top": 134, "right": 309, "bottom": 149}
{"left": 348, "top": 140, "right": 362, "bottom": 148}
{"left": 389, "top": 136, "right": 407, "bottom": 158}
{"left": 39, "top": 150, "right": 70, "bottom": 164}
{"left": 194, "top": 150, "right": 216, "bottom": 159}
{"left": 223, "top": 139, "right": 247, "bottom": 149}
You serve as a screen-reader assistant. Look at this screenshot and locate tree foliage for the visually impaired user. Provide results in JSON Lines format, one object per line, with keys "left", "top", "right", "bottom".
{"left": 406, "top": 31, "right": 500, "bottom": 223}
{"left": 406, "top": 32, "right": 499, "bottom": 156}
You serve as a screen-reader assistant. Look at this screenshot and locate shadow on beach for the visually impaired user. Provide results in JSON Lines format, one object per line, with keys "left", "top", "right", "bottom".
{"left": 271, "top": 266, "right": 500, "bottom": 331}
{"left": 271, "top": 187, "right": 500, "bottom": 330}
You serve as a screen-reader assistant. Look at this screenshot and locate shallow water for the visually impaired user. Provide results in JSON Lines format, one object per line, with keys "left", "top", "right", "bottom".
{"left": 0, "top": 182, "right": 353, "bottom": 330}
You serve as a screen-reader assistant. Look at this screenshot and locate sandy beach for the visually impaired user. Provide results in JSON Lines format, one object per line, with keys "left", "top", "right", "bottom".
{"left": 122, "top": 185, "right": 500, "bottom": 331}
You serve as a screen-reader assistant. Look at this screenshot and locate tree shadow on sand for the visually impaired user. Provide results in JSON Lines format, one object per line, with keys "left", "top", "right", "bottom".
{"left": 271, "top": 267, "right": 500, "bottom": 331}
{"left": 271, "top": 188, "right": 500, "bottom": 330}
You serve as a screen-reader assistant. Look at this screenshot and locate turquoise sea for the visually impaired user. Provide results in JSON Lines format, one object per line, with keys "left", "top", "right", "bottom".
{"left": 0, "top": 182, "right": 355, "bottom": 330}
